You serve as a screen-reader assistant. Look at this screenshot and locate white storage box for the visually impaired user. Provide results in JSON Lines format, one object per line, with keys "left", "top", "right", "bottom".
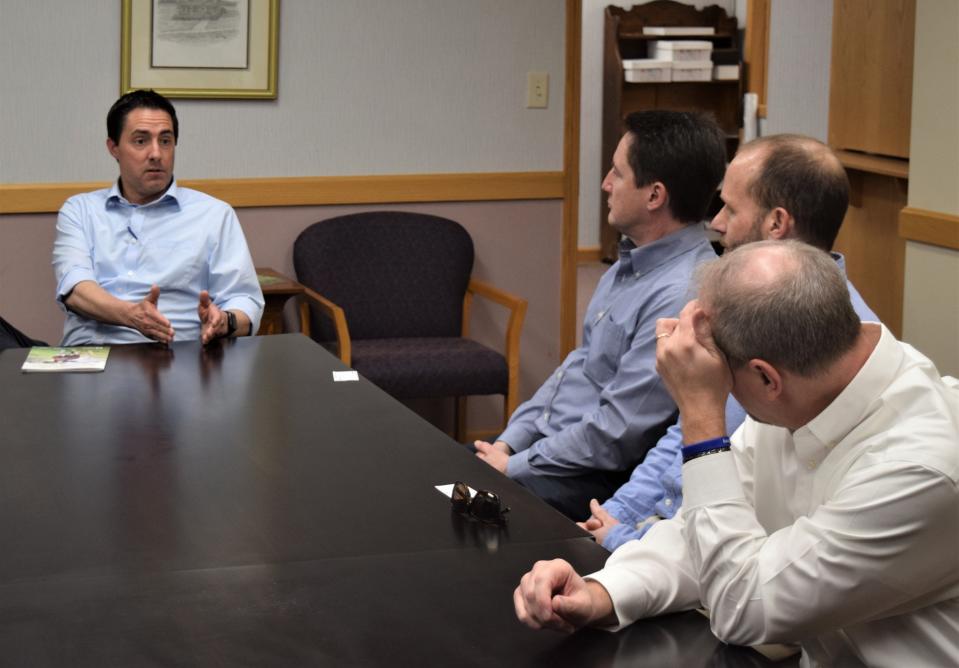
{"left": 643, "top": 26, "right": 715, "bottom": 36}
{"left": 623, "top": 59, "right": 671, "bottom": 83}
{"left": 713, "top": 64, "right": 740, "bottom": 80}
{"left": 671, "top": 61, "right": 713, "bottom": 82}
{"left": 651, "top": 40, "right": 713, "bottom": 62}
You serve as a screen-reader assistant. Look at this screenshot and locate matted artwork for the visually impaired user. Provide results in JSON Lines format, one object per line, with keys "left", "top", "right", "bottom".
{"left": 121, "top": 0, "right": 278, "bottom": 99}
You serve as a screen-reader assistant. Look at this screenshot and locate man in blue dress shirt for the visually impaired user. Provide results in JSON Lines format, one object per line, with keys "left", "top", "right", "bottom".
{"left": 475, "top": 111, "right": 727, "bottom": 519}
{"left": 580, "top": 134, "right": 881, "bottom": 550}
{"left": 53, "top": 90, "right": 263, "bottom": 346}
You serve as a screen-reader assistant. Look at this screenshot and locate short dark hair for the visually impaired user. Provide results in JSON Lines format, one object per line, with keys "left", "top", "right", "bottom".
{"left": 698, "top": 240, "right": 861, "bottom": 377}
{"left": 743, "top": 135, "right": 849, "bottom": 251}
{"left": 106, "top": 90, "right": 179, "bottom": 144}
{"left": 623, "top": 110, "right": 727, "bottom": 224}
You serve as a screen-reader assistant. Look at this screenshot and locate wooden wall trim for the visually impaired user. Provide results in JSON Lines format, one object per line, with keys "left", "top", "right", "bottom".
{"left": 561, "top": 0, "right": 582, "bottom": 358}
{"left": 576, "top": 247, "right": 601, "bottom": 264}
{"left": 0, "top": 171, "right": 565, "bottom": 214}
{"left": 745, "top": 0, "right": 771, "bottom": 119}
{"left": 899, "top": 207, "right": 959, "bottom": 251}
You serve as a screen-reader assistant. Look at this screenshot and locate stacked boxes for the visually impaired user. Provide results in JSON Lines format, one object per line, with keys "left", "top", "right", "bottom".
{"left": 622, "top": 34, "right": 740, "bottom": 83}
{"left": 650, "top": 40, "right": 713, "bottom": 82}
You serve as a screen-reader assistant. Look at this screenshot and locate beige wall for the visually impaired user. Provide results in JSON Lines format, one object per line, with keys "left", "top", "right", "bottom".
{"left": 901, "top": 0, "right": 959, "bottom": 376}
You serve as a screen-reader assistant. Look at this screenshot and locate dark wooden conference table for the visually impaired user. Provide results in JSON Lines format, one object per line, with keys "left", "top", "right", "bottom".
{"left": 0, "top": 335, "right": 793, "bottom": 667}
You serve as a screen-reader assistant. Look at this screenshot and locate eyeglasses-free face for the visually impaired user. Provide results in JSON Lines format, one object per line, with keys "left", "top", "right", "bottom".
{"left": 451, "top": 481, "right": 510, "bottom": 524}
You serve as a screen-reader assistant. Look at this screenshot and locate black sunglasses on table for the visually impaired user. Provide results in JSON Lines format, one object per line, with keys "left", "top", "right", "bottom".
{"left": 451, "top": 481, "right": 510, "bottom": 524}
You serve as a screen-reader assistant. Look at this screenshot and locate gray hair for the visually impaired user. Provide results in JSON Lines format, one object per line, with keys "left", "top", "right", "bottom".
{"left": 697, "top": 240, "right": 860, "bottom": 376}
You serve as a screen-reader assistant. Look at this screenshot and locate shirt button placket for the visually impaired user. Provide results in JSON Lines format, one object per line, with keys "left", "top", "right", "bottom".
{"left": 126, "top": 210, "right": 142, "bottom": 275}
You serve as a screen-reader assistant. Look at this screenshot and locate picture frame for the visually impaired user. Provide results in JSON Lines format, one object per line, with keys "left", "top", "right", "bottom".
{"left": 121, "top": 0, "right": 279, "bottom": 99}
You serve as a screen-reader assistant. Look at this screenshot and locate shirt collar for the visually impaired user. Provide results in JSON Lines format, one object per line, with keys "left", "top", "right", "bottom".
{"left": 617, "top": 223, "right": 710, "bottom": 278}
{"left": 831, "top": 251, "right": 847, "bottom": 273}
{"left": 106, "top": 178, "right": 180, "bottom": 210}
{"left": 793, "top": 324, "right": 900, "bottom": 463}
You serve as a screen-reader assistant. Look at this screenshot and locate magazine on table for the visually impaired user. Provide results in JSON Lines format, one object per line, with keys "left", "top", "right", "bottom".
{"left": 20, "top": 346, "right": 110, "bottom": 373}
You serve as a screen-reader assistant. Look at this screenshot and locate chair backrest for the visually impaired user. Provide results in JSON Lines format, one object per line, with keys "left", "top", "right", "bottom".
{"left": 293, "top": 211, "right": 474, "bottom": 341}
{"left": 0, "top": 315, "right": 46, "bottom": 350}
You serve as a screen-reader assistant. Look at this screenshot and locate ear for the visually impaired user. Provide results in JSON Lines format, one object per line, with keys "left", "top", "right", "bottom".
{"left": 765, "top": 207, "right": 795, "bottom": 240}
{"left": 646, "top": 181, "right": 669, "bottom": 213}
{"left": 748, "top": 358, "right": 783, "bottom": 400}
{"left": 106, "top": 138, "right": 119, "bottom": 162}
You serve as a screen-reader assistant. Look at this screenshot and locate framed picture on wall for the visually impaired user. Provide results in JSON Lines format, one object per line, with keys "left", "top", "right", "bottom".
{"left": 121, "top": 0, "right": 279, "bottom": 99}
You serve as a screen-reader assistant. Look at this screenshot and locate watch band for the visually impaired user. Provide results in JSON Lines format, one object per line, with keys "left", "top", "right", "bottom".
{"left": 225, "top": 310, "right": 237, "bottom": 337}
{"left": 681, "top": 436, "right": 731, "bottom": 464}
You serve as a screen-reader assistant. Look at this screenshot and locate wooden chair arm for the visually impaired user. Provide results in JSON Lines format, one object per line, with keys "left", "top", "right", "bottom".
{"left": 300, "top": 286, "right": 352, "bottom": 366}
{"left": 464, "top": 278, "right": 527, "bottom": 418}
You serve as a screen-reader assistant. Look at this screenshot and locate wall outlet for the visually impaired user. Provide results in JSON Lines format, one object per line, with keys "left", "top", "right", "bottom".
{"left": 527, "top": 72, "right": 549, "bottom": 108}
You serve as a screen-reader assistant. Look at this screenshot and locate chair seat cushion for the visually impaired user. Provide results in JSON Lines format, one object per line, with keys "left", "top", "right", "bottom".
{"left": 349, "top": 337, "right": 508, "bottom": 399}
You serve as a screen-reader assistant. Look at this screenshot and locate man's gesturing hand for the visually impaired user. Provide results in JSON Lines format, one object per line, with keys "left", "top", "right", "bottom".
{"left": 198, "top": 290, "right": 227, "bottom": 344}
{"left": 128, "top": 284, "right": 174, "bottom": 344}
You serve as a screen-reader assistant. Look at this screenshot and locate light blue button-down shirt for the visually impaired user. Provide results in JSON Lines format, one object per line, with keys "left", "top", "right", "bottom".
{"left": 53, "top": 180, "right": 263, "bottom": 345}
{"left": 500, "top": 223, "right": 718, "bottom": 484}
{"left": 600, "top": 255, "right": 880, "bottom": 551}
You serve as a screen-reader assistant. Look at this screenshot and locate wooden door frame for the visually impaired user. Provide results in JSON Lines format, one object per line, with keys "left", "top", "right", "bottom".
{"left": 560, "top": 0, "right": 582, "bottom": 357}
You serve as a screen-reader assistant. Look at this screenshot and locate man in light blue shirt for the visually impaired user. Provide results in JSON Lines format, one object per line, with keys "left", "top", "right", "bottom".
{"left": 53, "top": 90, "right": 263, "bottom": 346}
{"left": 581, "top": 134, "right": 881, "bottom": 550}
{"left": 475, "top": 111, "right": 727, "bottom": 519}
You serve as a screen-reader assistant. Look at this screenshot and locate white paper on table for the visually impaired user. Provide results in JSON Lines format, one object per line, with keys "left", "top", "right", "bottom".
{"left": 332, "top": 370, "right": 359, "bottom": 382}
{"left": 435, "top": 483, "right": 477, "bottom": 499}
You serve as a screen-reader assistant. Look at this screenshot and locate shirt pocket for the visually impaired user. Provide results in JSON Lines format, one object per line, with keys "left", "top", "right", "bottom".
{"left": 139, "top": 240, "right": 203, "bottom": 291}
{"left": 584, "top": 316, "right": 627, "bottom": 384}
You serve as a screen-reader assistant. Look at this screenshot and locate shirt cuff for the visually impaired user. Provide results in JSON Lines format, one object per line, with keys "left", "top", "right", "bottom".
{"left": 602, "top": 523, "right": 639, "bottom": 552}
{"left": 583, "top": 569, "right": 636, "bottom": 632}
{"left": 505, "top": 447, "right": 532, "bottom": 480}
{"left": 219, "top": 296, "right": 264, "bottom": 335}
{"left": 498, "top": 424, "right": 536, "bottom": 453}
{"left": 681, "top": 450, "right": 744, "bottom": 511}
{"left": 56, "top": 267, "right": 97, "bottom": 302}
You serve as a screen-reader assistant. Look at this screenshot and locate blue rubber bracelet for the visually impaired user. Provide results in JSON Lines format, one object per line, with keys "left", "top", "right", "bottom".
{"left": 682, "top": 436, "right": 731, "bottom": 463}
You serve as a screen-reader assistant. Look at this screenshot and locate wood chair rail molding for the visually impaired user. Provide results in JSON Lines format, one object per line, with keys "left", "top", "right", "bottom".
{"left": 0, "top": 172, "right": 565, "bottom": 214}
{"left": 899, "top": 207, "right": 959, "bottom": 251}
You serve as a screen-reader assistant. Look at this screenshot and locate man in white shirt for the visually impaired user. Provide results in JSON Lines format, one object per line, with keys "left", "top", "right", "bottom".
{"left": 513, "top": 240, "right": 959, "bottom": 667}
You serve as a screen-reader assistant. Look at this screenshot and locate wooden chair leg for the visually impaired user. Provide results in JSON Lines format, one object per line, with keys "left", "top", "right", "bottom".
{"left": 455, "top": 396, "right": 468, "bottom": 443}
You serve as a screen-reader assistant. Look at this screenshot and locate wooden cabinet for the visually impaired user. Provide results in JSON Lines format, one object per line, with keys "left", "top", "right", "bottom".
{"left": 829, "top": 0, "right": 915, "bottom": 159}
{"left": 828, "top": 0, "right": 916, "bottom": 336}
{"left": 600, "top": 1, "right": 741, "bottom": 260}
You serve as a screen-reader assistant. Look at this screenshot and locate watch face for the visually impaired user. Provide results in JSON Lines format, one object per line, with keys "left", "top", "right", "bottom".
{"left": 226, "top": 311, "right": 237, "bottom": 336}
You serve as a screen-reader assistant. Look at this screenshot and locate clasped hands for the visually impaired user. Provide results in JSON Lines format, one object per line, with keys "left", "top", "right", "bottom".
{"left": 129, "top": 285, "right": 229, "bottom": 345}
{"left": 474, "top": 439, "right": 511, "bottom": 474}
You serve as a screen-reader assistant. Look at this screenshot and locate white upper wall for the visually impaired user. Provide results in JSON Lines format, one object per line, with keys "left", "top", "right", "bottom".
{"left": 0, "top": 0, "right": 565, "bottom": 183}
{"left": 760, "top": 0, "right": 832, "bottom": 139}
{"left": 908, "top": 0, "right": 959, "bottom": 214}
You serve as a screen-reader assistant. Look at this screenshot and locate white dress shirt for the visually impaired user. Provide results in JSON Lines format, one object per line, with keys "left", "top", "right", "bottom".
{"left": 588, "top": 325, "right": 959, "bottom": 667}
